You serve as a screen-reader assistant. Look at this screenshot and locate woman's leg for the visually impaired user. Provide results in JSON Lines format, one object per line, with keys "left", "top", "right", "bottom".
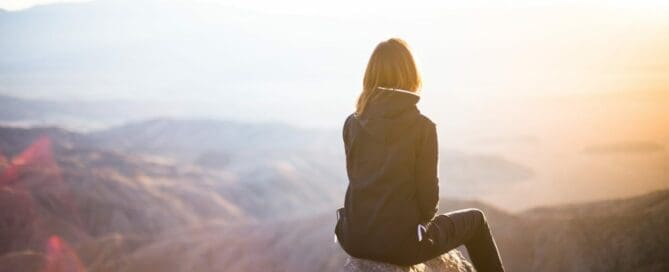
{"left": 425, "top": 208, "right": 505, "bottom": 272}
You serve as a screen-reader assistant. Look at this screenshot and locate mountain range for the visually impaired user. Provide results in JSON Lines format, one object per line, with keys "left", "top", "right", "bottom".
{"left": 1, "top": 123, "right": 667, "bottom": 271}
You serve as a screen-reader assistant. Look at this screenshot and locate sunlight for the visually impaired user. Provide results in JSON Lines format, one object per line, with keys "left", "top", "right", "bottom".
{"left": 1, "top": 1, "right": 668, "bottom": 271}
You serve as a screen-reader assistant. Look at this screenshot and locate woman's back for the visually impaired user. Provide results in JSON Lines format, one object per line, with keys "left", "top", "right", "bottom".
{"left": 336, "top": 88, "right": 439, "bottom": 264}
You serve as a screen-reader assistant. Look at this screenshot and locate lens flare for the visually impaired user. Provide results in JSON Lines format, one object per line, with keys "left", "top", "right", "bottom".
{"left": 1, "top": 136, "right": 86, "bottom": 270}
{"left": 42, "top": 235, "right": 86, "bottom": 272}
{"left": 1, "top": 136, "right": 56, "bottom": 186}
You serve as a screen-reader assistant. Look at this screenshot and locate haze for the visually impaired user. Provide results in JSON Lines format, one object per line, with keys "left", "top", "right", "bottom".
{"left": 1, "top": 0, "right": 667, "bottom": 210}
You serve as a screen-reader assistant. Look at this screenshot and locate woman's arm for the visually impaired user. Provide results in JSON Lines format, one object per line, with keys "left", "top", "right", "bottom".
{"left": 415, "top": 122, "right": 439, "bottom": 222}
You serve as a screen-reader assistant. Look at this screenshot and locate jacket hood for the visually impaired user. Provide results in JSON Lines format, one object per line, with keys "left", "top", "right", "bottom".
{"left": 355, "top": 88, "right": 421, "bottom": 143}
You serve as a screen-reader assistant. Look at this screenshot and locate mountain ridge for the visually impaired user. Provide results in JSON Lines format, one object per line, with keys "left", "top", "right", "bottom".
{"left": 1, "top": 124, "right": 667, "bottom": 271}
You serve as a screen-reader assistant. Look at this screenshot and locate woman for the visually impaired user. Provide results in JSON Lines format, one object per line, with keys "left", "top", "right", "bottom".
{"left": 335, "top": 38, "right": 505, "bottom": 272}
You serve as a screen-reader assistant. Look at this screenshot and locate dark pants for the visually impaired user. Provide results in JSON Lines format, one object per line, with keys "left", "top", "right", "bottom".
{"left": 418, "top": 209, "right": 505, "bottom": 272}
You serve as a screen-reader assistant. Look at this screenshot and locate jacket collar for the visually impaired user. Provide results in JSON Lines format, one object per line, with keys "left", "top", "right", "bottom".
{"left": 376, "top": 87, "right": 420, "bottom": 98}
{"left": 363, "top": 87, "right": 420, "bottom": 119}
{"left": 354, "top": 87, "right": 421, "bottom": 143}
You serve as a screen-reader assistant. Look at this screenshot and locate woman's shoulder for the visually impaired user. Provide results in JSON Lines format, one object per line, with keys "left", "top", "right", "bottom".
{"left": 343, "top": 113, "right": 356, "bottom": 128}
{"left": 417, "top": 114, "right": 436, "bottom": 128}
{"left": 342, "top": 112, "right": 434, "bottom": 129}
{"left": 345, "top": 113, "right": 356, "bottom": 122}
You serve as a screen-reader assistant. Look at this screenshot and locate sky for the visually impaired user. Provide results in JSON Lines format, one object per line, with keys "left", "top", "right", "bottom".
{"left": 4, "top": 0, "right": 669, "bottom": 12}
{"left": 0, "top": 0, "right": 85, "bottom": 11}
{"left": 1, "top": 0, "right": 668, "bottom": 130}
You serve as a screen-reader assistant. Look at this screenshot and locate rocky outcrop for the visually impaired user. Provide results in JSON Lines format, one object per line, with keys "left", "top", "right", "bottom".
{"left": 344, "top": 250, "right": 475, "bottom": 272}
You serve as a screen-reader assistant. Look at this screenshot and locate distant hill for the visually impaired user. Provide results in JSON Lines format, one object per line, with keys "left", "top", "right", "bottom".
{"left": 3, "top": 192, "right": 664, "bottom": 272}
{"left": 518, "top": 190, "right": 669, "bottom": 271}
{"left": 88, "top": 118, "right": 340, "bottom": 160}
{"left": 0, "top": 120, "right": 534, "bottom": 217}
{"left": 0, "top": 127, "right": 245, "bottom": 256}
{"left": 0, "top": 95, "right": 173, "bottom": 130}
{"left": 0, "top": 124, "right": 345, "bottom": 222}
{"left": 1, "top": 125, "right": 667, "bottom": 271}
{"left": 89, "top": 118, "right": 533, "bottom": 198}
{"left": 105, "top": 191, "right": 668, "bottom": 272}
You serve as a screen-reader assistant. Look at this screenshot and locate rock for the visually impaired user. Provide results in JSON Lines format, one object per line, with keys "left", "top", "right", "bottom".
{"left": 343, "top": 250, "right": 475, "bottom": 272}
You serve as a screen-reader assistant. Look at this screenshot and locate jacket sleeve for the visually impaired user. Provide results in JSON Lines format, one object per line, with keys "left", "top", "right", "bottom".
{"left": 343, "top": 115, "right": 352, "bottom": 156}
{"left": 415, "top": 122, "right": 439, "bottom": 223}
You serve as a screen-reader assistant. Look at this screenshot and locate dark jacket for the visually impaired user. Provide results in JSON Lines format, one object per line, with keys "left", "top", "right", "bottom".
{"left": 335, "top": 88, "right": 439, "bottom": 265}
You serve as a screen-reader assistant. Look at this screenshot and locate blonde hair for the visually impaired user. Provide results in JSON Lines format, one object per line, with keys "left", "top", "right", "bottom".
{"left": 356, "top": 38, "right": 422, "bottom": 116}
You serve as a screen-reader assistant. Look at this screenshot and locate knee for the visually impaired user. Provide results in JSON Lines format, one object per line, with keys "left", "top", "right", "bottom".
{"left": 468, "top": 208, "right": 484, "bottom": 218}
{"left": 467, "top": 208, "right": 487, "bottom": 225}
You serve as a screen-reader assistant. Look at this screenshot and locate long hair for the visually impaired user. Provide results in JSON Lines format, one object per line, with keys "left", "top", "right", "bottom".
{"left": 356, "top": 38, "right": 422, "bottom": 116}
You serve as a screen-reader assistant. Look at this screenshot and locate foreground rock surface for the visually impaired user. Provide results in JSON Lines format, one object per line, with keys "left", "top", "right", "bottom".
{"left": 343, "top": 250, "right": 475, "bottom": 272}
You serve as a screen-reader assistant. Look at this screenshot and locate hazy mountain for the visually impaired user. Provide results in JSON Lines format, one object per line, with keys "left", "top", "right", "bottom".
{"left": 89, "top": 118, "right": 341, "bottom": 160}
{"left": 583, "top": 141, "right": 665, "bottom": 155}
{"left": 0, "top": 125, "right": 344, "bottom": 221}
{"left": 0, "top": 95, "right": 185, "bottom": 131}
{"left": 97, "top": 191, "right": 669, "bottom": 272}
{"left": 90, "top": 118, "right": 534, "bottom": 200}
{"left": 519, "top": 190, "right": 669, "bottom": 271}
{"left": 0, "top": 115, "right": 536, "bottom": 216}
{"left": 440, "top": 150, "right": 533, "bottom": 196}
{"left": 0, "top": 127, "right": 245, "bottom": 255}
{"left": 1, "top": 125, "right": 667, "bottom": 271}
